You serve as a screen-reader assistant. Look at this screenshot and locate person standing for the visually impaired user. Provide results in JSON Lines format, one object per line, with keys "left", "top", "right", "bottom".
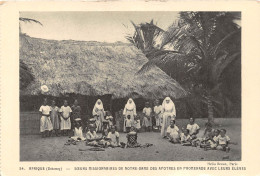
{"left": 142, "top": 102, "right": 152, "bottom": 132}
{"left": 154, "top": 99, "right": 163, "bottom": 130}
{"left": 123, "top": 98, "right": 137, "bottom": 132}
{"left": 71, "top": 99, "right": 82, "bottom": 133}
{"left": 50, "top": 100, "right": 60, "bottom": 136}
{"left": 59, "top": 100, "right": 72, "bottom": 136}
{"left": 39, "top": 98, "right": 53, "bottom": 138}
{"left": 161, "top": 97, "right": 176, "bottom": 138}
{"left": 92, "top": 99, "right": 105, "bottom": 132}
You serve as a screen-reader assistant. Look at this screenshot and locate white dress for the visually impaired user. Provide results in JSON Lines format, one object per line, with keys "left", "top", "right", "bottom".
{"left": 71, "top": 126, "right": 86, "bottom": 140}
{"left": 154, "top": 105, "right": 162, "bottom": 126}
{"left": 39, "top": 105, "right": 53, "bottom": 132}
{"left": 59, "top": 106, "right": 72, "bottom": 130}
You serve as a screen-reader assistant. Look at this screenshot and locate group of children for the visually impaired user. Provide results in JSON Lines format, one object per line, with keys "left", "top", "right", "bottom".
{"left": 165, "top": 118, "right": 231, "bottom": 152}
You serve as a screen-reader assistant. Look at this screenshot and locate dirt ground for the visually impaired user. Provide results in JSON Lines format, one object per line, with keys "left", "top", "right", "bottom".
{"left": 20, "top": 118, "right": 241, "bottom": 161}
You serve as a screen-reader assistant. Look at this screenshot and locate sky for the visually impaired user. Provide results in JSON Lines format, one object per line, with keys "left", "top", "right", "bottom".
{"left": 20, "top": 12, "right": 180, "bottom": 43}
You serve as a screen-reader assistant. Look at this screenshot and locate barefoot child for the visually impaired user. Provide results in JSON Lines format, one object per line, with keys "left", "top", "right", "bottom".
{"left": 39, "top": 98, "right": 53, "bottom": 138}
{"left": 142, "top": 102, "right": 152, "bottom": 132}
{"left": 134, "top": 116, "right": 141, "bottom": 132}
{"left": 59, "top": 100, "right": 72, "bottom": 136}
{"left": 107, "top": 126, "right": 121, "bottom": 147}
{"left": 71, "top": 118, "right": 86, "bottom": 141}
{"left": 50, "top": 100, "right": 60, "bottom": 136}
{"left": 186, "top": 118, "right": 200, "bottom": 139}
{"left": 86, "top": 124, "right": 103, "bottom": 146}
{"left": 125, "top": 115, "right": 132, "bottom": 133}
{"left": 180, "top": 129, "right": 192, "bottom": 146}
{"left": 167, "top": 120, "right": 180, "bottom": 143}
{"left": 216, "top": 129, "right": 231, "bottom": 152}
{"left": 154, "top": 99, "right": 162, "bottom": 130}
{"left": 105, "top": 111, "right": 114, "bottom": 129}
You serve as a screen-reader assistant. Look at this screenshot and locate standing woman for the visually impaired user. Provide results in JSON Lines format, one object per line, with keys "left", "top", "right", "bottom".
{"left": 50, "top": 100, "right": 60, "bottom": 136}
{"left": 92, "top": 99, "right": 105, "bottom": 132}
{"left": 59, "top": 100, "right": 72, "bottom": 136}
{"left": 39, "top": 98, "right": 53, "bottom": 138}
{"left": 161, "top": 97, "right": 176, "bottom": 138}
{"left": 123, "top": 98, "right": 136, "bottom": 132}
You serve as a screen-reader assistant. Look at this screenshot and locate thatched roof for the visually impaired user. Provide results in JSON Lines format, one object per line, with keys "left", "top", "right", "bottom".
{"left": 20, "top": 34, "right": 187, "bottom": 99}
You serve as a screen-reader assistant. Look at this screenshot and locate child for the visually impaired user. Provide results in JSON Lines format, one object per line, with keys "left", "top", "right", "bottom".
{"left": 50, "top": 100, "right": 60, "bottom": 136}
{"left": 125, "top": 115, "right": 132, "bottom": 133}
{"left": 59, "top": 100, "right": 72, "bottom": 136}
{"left": 186, "top": 118, "right": 200, "bottom": 139}
{"left": 134, "top": 116, "right": 141, "bottom": 132}
{"left": 216, "top": 129, "right": 230, "bottom": 152}
{"left": 71, "top": 118, "right": 86, "bottom": 141}
{"left": 142, "top": 102, "right": 152, "bottom": 132}
{"left": 207, "top": 129, "right": 220, "bottom": 150}
{"left": 166, "top": 120, "right": 180, "bottom": 143}
{"left": 192, "top": 122, "right": 214, "bottom": 147}
{"left": 105, "top": 111, "right": 114, "bottom": 129}
{"left": 86, "top": 124, "right": 103, "bottom": 146}
{"left": 107, "top": 126, "right": 121, "bottom": 147}
{"left": 153, "top": 99, "right": 162, "bottom": 130}
{"left": 180, "top": 129, "right": 192, "bottom": 146}
{"left": 39, "top": 98, "right": 53, "bottom": 138}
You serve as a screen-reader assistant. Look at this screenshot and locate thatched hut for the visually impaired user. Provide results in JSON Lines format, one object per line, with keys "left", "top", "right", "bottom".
{"left": 20, "top": 34, "right": 187, "bottom": 133}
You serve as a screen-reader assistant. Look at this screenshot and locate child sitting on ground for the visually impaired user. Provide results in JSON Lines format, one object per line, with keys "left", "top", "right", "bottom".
{"left": 167, "top": 120, "right": 180, "bottom": 143}
{"left": 125, "top": 115, "right": 132, "bottom": 133}
{"left": 86, "top": 124, "right": 103, "bottom": 146}
{"left": 180, "top": 129, "right": 192, "bottom": 146}
{"left": 216, "top": 129, "right": 230, "bottom": 152}
{"left": 192, "top": 122, "right": 214, "bottom": 147}
{"left": 107, "top": 126, "right": 121, "bottom": 147}
{"left": 186, "top": 118, "right": 200, "bottom": 140}
{"left": 70, "top": 118, "right": 86, "bottom": 141}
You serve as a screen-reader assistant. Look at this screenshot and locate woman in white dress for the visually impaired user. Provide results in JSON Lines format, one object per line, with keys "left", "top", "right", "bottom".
{"left": 39, "top": 98, "right": 53, "bottom": 138}
{"left": 161, "top": 97, "right": 176, "bottom": 138}
{"left": 123, "top": 98, "right": 137, "bottom": 132}
{"left": 92, "top": 99, "right": 105, "bottom": 132}
{"left": 154, "top": 99, "right": 163, "bottom": 130}
{"left": 59, "top": 100, "right": 72, "bottom": 136}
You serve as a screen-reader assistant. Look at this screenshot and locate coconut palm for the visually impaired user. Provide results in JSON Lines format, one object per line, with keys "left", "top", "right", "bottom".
{"left": 19, "top": 17, "right": 42, "bottom": 90}
{"left": 136, "top": 12, "right": 241, "bottom": 123}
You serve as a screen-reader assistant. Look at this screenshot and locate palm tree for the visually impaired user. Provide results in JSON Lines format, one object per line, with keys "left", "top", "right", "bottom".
{"left": 19, "top": 17, "right": 42, "bottom": 90}
{"left": 135, "top": 12, "right": 241, "bottom": 123}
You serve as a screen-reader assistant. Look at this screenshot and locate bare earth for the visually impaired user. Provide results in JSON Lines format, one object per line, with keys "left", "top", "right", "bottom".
{"left": 20, "top": 118, "right": 241, "bottom": 161}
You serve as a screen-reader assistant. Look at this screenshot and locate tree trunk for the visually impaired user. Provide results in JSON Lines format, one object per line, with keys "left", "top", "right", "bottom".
{"left": 207, "top": 95, "right": 214, "bottom": 123}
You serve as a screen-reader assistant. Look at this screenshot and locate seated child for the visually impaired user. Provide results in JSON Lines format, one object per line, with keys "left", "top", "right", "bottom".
{"left": 192, "top": 122, "right": 214, "bottom": 147}
{"left": 180, "top": 129, "right": 192, "bottom": 146}
{"left": 70, "top": 118, "right": 86, "bottom": 141}
{"left": 126, "top": 126, "right": 138, "bottom": 147}
{"left": 186, "top": 118, "right": 200, "bottom": 139}
{"left": 107, "top": 126, "right": 121, "bottom": 147}
{"left": 207, "top": 129, "right": 220, "bottom": 149}
{"left": 86, "top": 124, "right": 102, "bottom": 146}
{"left": 125, "top": 115, "right": 132, "bottom": 133}
{"left": 167, "top": 120, "right": 180, "bottom": 143}
{"left": 216, "top": 129, "right": 230, "bottom": 152}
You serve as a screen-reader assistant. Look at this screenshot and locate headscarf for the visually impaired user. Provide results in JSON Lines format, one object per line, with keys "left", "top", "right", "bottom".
{"left": 162, "top": 97, "right": 175, "bottom": 111}
{"left": 124, "top": 98, "right": 136, "bottom": 110}
{"left": 93, "top": 99, "right": 104, "bottom": 110}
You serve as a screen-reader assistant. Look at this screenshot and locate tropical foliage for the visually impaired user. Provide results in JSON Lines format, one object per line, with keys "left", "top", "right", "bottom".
{"left": 127, "top": 12, "right": 241, "bottom": 121}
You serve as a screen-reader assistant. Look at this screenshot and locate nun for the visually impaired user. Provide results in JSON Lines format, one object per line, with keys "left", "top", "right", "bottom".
{"left": 123, "top": 98, "right": 137, "bottom": 132}
{"left": 92, "top": 99, "right": 105, "bottom": 132}
{"left": 161, "top": 97, "right": 176, "bottom": 138}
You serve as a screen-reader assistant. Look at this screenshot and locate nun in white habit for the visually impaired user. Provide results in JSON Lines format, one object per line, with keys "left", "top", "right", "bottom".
{"left": 92, "top": 99, "right": 105, "bottom": 132}
{"left": 161, "top": 97, "right": 176, "bottom": 137}
{"left": 123, "top": 98, "right": 137, "bottom": 132}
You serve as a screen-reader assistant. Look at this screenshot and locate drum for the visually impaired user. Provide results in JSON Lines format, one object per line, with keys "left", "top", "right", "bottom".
{"left": 127, "top": 132, "right": 137, "bottom": 147}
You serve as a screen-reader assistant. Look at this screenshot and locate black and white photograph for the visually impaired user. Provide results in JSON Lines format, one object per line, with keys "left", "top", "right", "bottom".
{"left": 19, "top": 11, "right": 241, "bottom": 161}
